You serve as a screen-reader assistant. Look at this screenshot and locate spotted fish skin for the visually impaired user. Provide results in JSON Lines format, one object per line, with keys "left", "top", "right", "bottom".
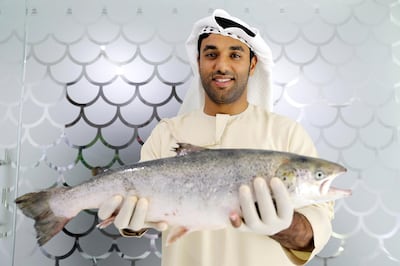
{"left": 15, "top": 143, "right": 350, "bottom": 246}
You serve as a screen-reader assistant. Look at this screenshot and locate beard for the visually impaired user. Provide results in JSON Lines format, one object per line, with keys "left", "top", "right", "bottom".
{"left": 200, "top": 70, "right": 250, "bottom": 105}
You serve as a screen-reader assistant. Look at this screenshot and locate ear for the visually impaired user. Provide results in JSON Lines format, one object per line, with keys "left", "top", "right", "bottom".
{"left": 249, "top": 55, "right": 258, "bottom": 76}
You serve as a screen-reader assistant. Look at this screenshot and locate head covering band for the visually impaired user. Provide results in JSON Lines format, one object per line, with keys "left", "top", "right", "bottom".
{"left": 200, "top": 26, "right": 254, "bottom": 51}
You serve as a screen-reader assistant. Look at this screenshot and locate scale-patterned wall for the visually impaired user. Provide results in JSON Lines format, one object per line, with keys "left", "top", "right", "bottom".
{"left": 0, "top": 0, "right": 399, "bottom": 265}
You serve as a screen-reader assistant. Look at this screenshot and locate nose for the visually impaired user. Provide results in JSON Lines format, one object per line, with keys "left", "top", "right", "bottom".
{"left": 214, "top": 56, "right": 230, "bottom": 74}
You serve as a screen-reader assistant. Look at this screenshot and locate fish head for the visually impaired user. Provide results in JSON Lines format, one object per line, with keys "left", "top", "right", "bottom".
{"left": 274, "top": 156, "right": 351, "bottom": 207}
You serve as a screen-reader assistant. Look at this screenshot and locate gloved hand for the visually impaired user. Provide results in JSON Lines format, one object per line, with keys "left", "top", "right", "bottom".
{"left": 230, "top": 177, "right": 294, "bottom": 236}
{"left": 97, "top": 191, "right": 168, "bottom": 237}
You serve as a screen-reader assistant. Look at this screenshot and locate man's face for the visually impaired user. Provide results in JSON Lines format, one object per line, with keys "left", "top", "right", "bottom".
{"left": 197, "top": 34, "right": 257, "bottom": 105}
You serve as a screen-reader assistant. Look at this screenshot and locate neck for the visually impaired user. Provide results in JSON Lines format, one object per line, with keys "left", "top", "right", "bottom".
{"left": 203, "top": 99, "right": 249, "bottom": 116}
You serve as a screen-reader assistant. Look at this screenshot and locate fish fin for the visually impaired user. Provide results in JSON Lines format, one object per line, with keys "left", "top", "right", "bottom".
{"left": 15, "top": 188, "right": 71, "bottom": 246}
{"left": 92, "top": 166, "right": 108, "bottom": 176}
{"left": 173, "top": 143, "right": 207, "bottom": 156}
{"left": 165, "top": 226, "right": 190, "bottom": 246}
{"left": 96, "top": 216, "right": 115, "bottom": 229}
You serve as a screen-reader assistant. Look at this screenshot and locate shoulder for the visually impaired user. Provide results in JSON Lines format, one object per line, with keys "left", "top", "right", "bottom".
{"left": 159, "top": 109, "right": 204, "bottom": 127}
{"left": 249, "top": 105, "right": 301, "bottom": 129}
{"left": 155, "top": 109, "right": 215, "bottom": 143}
{"left": 140, "top": 109, "right": 205, "bottom": 160}
{"left": 250, "top": 105, "right": 317, "bottom": 157}
{"left": 147, "top": 110, "right": 200, "bottom": 136}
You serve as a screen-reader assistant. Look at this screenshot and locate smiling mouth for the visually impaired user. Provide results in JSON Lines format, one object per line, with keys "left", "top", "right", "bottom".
{"left": 214, "top": 78, "right": 232, "bottom": 82}
{"left": 213, "top": 77, "right": 234, "bottom": 87}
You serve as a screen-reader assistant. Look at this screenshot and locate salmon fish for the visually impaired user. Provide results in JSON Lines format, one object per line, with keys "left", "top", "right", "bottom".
{"left": 15, "top": 143, "right": 351, "bottom": 246}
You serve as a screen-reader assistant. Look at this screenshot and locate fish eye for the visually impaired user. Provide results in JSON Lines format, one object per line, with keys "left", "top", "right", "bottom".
{"left": 315, "top": 171, "right": 325, "bottom": 180}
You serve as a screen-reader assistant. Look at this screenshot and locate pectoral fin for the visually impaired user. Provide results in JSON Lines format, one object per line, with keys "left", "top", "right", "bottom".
{"left": 96, "top": 216, "right": 115, "bottom": 229}
{"left": 166, "top": 226, "right": 190, "bottom": 246}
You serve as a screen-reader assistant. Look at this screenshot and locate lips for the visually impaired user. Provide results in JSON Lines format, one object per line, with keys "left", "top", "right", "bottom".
{"left": 212, "top": 76, "right": 234, "bottom": 87}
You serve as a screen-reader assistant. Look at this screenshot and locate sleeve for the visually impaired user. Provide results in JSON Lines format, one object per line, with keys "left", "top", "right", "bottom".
{"left": 288, "top": 122, "right": 318, "bottom": 158}
{"left": 284, "top": 122, "right": 334, "bottom": 264}
{"left": 140, "top": 120, "right": 176, "bottom": 161}
{"left": 140, "top": 122, "right": 165, "bottom": 161}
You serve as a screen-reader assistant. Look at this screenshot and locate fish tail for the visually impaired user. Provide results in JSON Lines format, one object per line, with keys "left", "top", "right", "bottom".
{"left": 15, "top": 187, "right": 70, "bottom": 246}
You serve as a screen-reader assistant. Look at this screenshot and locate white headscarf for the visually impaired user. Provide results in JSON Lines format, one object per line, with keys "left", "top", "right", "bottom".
{"left": 178, "top": 9, "right": 274, "bottom": 115}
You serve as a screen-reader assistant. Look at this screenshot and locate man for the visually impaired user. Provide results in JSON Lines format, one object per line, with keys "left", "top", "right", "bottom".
{"left": 98, "top": 9, "right": 333, "bottom": 266}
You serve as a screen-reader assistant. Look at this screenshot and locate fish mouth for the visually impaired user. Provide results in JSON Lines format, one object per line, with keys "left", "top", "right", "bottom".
{"left": 320, "top": 179, "right": 332, "bottom": 195}
{"left": 319, "top": 169, "right": 351, "bottom": 198}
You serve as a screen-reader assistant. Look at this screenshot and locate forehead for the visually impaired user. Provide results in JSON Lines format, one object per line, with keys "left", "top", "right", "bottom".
{"left": 200, "top": 33, "right": 250, "bottom": 51}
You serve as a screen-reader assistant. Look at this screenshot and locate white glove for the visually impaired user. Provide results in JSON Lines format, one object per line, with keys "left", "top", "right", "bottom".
{"left": 230, "top": 177, "right": 294, "bottom": 236}
{"left": 97, "top": 191, "right": 168, "bottom": 237}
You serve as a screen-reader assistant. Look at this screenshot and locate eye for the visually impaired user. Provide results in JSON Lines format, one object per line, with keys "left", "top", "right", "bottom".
{"left": 205, "top": 52, "right": 217, "bottom": 58}
{"left": 315, "top": 171, "right": 325, "bottom": 180}
{"left": 231, "top": 53, "right": 241, "bottom": 59}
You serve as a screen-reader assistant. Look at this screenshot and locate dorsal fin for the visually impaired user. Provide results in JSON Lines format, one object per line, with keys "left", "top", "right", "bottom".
{"left": 91, "top": 167, "right": 108, "bottom": 176}
{"left": 172, "top": 143, "right": 207, "bottom": 156}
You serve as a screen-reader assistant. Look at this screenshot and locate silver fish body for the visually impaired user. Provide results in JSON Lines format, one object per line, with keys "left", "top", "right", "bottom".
{"left": 15, "top": 143, "right": 350, "bottom": 246}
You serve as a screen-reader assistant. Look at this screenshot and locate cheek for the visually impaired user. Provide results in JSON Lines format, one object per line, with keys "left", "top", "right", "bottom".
{"left": 235, "top": 62, "right": 252, "bottom": 75}
{"left": 236, "top": 67, "right": 251, "bottom": 80}
{"left": 198, "top": 61, "right": 212, "bottom": 75}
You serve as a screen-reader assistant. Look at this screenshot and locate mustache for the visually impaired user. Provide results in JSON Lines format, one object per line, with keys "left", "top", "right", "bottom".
{"left": 212, "top": 70, "right": 235, "bottom": 77}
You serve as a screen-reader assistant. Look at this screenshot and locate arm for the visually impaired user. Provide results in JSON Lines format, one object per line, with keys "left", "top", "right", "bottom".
{"left": 228, "top": 121, "right": 333, "bottom": 263}
{"left": 270, "top": 212, "right": 314, "bottom": 252}
{"left": 286, "top": 122, "right": 334, "bottom": 255}
{"left": 230, "top": 205, "right": 314, "bottom": 252}
{"left": 229, "top": 176, "right": 329, "bottom": 259}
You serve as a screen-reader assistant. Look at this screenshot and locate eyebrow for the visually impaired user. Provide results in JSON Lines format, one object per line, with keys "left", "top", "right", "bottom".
{"left": 202, "top": 45, "right": 245, "bottom": 53}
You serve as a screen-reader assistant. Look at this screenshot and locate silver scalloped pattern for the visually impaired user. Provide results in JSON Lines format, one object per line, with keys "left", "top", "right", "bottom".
{"left": 1, "top": 1, "right": 400, "bottom": 265}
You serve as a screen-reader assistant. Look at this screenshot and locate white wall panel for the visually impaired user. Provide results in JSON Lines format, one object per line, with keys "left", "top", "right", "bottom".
{"left": 1, "top": 0, "right": 399, "bottom": 265}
